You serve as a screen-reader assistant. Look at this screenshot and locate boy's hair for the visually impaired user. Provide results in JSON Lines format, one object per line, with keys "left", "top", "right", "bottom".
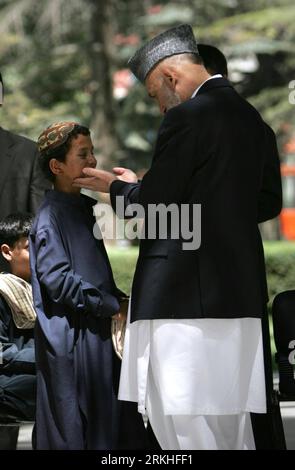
{"left": 39, "top": 124, "right": 90, "bottom": 181}
{"left": 0, "top": 213, "right": 34, "bottom": 247}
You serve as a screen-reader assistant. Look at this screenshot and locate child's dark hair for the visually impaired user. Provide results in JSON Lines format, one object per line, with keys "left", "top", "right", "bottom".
{"left": 39, "top": 124, "right": 90, "bottom": 181}
{"left": 197, "top": 44, "right": 228, "bottom": 77}
{"left": 0, "top": 213, "right": 34, "bottom": 247}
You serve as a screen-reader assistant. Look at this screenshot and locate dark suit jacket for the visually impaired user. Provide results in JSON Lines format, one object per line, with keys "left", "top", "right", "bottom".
{"left": 0, "top": 126, "right": 51, "bottom": 218}
{"left": 0, "top": 127, "right": 51, "bottom": 272}
{"left": 110, "top": 78, "right": 282, "bottom": 322}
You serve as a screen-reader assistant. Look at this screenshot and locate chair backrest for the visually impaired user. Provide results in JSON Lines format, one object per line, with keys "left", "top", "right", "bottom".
{"left": 272, "top": 290, "right": 295, "bottom": 399}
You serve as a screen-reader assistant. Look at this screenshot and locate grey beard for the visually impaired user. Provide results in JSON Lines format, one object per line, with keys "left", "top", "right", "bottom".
{"left": 166, "top": 92, "right": 182, "bottom": 110}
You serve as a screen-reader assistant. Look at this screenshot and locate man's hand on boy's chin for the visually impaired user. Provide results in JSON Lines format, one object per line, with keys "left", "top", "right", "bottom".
{"left": 72, "top": 168, "right": 117, "bottom": 193}
{"left": 72, "top": 167, "right": 138, "bottom": 193}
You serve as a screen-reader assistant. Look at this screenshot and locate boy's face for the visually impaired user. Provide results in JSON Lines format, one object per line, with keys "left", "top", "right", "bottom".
{"left": 1, "top": 237, "right": 31, "bottom": 282}
{"left": 53, "top": 134, "right": 97, "bottom": 193}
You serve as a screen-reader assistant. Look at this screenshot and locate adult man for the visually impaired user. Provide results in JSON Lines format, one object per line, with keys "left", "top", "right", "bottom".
{"left": 0, "top": 72, "right": 50, "bottom": 272}
{"left": 0, "top": 74, "right": 50, "bottom": 218}
{"left": 74, "top": 25, "right": 282, "bottom": 450}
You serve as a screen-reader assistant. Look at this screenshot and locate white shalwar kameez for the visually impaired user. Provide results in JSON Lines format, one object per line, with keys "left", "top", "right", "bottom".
{"left": 118, "top": 302, "right": 266, "bottom": 450}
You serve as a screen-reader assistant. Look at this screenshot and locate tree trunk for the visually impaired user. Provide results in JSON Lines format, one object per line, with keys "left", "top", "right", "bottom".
{"left": 86, "top": 0, "right": 123, "bottom": 168}
{"left": 259, "top": 218, "right": 282, "bottom": 240}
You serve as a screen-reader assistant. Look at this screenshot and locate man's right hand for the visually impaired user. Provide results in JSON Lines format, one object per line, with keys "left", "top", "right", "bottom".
{"left": 73, "top": 167, "right": 138, "bottom": 193}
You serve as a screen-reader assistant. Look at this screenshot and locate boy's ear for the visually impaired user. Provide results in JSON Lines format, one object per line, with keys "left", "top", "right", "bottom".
{"left": 1, "top": 244, "right": 12, "bottom": 262}
{"left": 49, "top": 158, "right": 64, "bottom": 176}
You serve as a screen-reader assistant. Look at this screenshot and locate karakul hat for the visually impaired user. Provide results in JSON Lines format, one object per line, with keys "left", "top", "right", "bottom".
{"left": 128, "top": 24, "right": 199, "bottom": 82}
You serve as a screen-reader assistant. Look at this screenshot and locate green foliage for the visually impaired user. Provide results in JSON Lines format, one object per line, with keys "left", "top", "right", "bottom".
{"left": 194, "top": 2, "right": 295, "bottom": 138}
{"left": 107, "top": 246, "right": 139, "bottom": 294}
{"left": 264, "top": 241, "right": 295, "bottom": 303}
{"left": 0, "top": 0, "right": 294, "bottom": 162}
{"left": 262, "top": 241, "right": 295, "bottom": 366}
{"left": 0, "top": 89, "right": 83, "bottom": 139}
{"left": 197, "top": 4, "right": 295, "bottom": 41}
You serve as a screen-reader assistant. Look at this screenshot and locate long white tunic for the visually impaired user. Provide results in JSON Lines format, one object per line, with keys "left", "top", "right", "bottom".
{"left": 118, "top": 306, "right": 266, "bottom": 416}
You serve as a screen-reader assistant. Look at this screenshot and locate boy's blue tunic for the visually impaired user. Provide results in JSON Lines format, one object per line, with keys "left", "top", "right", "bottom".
{"left": 29, "top": 190, "right": 124, "bottom": 450}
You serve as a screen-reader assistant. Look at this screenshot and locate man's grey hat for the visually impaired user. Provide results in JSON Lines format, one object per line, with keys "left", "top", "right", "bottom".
{"left": 128, "top": 24, "right": 199, "bottom": 83}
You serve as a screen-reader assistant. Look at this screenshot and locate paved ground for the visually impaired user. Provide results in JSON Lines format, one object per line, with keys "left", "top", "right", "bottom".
{"left": 17, "top": 423, "right": 34, "bottom": 450}
{"left": 280, "top": 401, "right": 295, "bottom": 450}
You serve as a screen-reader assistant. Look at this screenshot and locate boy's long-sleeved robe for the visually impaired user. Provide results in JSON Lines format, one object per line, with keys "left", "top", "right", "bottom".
{"left": 29, "top": 190, "right": 133, "bottom": 450}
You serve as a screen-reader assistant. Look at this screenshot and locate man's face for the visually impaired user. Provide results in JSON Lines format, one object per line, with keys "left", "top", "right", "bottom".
{"left": 145, "top": 68, "right": 182, "bottom": 114}
{"left": 9, "top": 237, "right": 31, "bottom": 282}
{"left": 59, "top": 134, "right": 97, "bottom": 184}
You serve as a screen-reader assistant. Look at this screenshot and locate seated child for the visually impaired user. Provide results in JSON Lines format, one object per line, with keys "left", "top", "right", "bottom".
{"left": 0, "top": 213, "right": 36, "bottom": 448}
{"left": 29, "top": 122, "right": 145, "bottom": 450}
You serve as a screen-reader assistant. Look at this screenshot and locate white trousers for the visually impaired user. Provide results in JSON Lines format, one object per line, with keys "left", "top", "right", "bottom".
{"left": 146, "top": 363, "right": 256, "bottom": 450}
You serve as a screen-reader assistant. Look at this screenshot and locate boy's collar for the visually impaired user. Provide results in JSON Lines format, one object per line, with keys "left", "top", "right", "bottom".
{"left": 45, "top": 189, "right": 97, "bottom": 207}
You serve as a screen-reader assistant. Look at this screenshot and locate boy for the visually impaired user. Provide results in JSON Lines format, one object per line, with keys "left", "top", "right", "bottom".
{"left": 0, "top": 213, "right": 36, "bottom": 448}
{"left": 29, "top": 122, "right": 145, "bottom": 450}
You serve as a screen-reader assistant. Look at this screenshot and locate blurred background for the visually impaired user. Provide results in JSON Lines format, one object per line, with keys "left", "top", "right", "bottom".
{"left": 2, "top": 1, "right": 295, "bottom": 449}
{"left": 0, "top": 0, "right": 295, "bottom": 300}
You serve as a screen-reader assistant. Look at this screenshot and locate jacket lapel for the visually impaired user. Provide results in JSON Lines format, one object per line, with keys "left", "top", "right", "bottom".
{"left": 0, "top": 127, "right": 17, "bottom": 199}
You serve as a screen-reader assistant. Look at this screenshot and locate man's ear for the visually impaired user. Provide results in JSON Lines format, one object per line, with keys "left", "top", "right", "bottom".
{"left": 163, "top": 67, "right": 178, "bottom": 90}
{"left": 1, "top": 244, "right": 12, "bottom": 262}
{"left": 49, "top": 158, "right": 64, "bottom": 176}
